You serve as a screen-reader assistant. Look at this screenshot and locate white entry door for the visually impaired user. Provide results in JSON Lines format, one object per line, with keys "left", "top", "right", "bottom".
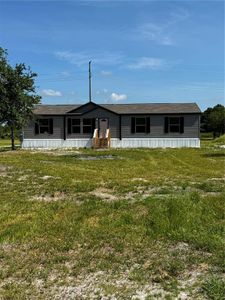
{"left": 99, "top": 118, "right": 108, "bottom": 138}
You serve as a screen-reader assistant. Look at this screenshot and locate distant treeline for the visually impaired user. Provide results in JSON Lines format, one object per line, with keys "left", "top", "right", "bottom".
{"left": 201, "top": 104, "right": 225, "bottom": 138}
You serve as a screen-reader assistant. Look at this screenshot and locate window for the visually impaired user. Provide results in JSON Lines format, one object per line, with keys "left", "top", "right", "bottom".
{"left": 71, "top": 119, "right": 80, "bottom": 133}
{"left": 68, "top": 118, "right": 95, "bottom": 134}
{"left": 67, "top": 118, "right": 80, "bottom": 134}
{"left": 131, "top": 117, "right": 150, "bottom": 134}
{"left": 35, "top": 119, "right": 53, "bottom": 134}
{"left": 136, "top": 117, "right": 146, "bottom": 133}
{"left": 164, "top": 117, "right": 184, "bottom": 134}
{"left": 83, "top": 118, "right": 93, "bottom": 134}
{"left": 169, "top": 117, "right": 180, "bottom": 133}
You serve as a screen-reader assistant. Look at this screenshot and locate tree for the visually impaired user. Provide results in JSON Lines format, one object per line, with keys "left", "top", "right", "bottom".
{"left": 0, "top": 48, "right": 41, "bottom": 150}
{"left": 201, "top": 104, "right": 225, "bottom": 138}
{"left": 0, "top": 124, "right": 11, "bottom": 139}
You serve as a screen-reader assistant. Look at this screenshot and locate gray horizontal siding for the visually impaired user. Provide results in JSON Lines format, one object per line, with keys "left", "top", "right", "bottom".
{"left": 23, "top": 116, "right": 64, "bottom": 139}
{"left": 67, "top": 107, "right": 120, "bottom": 138}
{"left": 121, "top": 114, "right": 199, "bottom": 138}
{"left": 23, "top": 113, "right": 199, "bottom": 141}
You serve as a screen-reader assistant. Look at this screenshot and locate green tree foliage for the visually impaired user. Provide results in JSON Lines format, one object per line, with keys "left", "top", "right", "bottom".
{"left": 201, "top": 104, "right": 225, "bottom": 138}
{"left": 0, "top": 47, "right": 41, "bottom": 150}
{"left": 0, "top": 123, "right": 19, "bottom": 140}
{"left": 0, "top": 124, "right": 11, "bottom": 139}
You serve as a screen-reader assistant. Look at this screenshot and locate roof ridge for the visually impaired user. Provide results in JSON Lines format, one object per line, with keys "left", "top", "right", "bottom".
{"left": 37, "top": 102, "right": 198, "bottom": 106}
{"left": 102, "top": 102, "right": 197, "bottom": 105}
{"left": 37, "top": 104, "right": 80, "bottom": 106}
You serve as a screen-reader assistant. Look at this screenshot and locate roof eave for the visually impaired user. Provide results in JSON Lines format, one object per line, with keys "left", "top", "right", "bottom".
{"left": 33, "top": 111, "right": 201, "bottom": 116}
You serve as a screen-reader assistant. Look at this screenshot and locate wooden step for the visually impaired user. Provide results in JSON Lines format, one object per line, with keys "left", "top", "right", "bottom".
{"left": 93, "top": 138, "right": 109, "bottom": 149}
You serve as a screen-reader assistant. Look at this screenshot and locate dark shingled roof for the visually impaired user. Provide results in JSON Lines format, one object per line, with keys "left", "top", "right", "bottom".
{"left": 33, "top": 105, "right": 79, "bottom": 115}
{"left": 33, "top": 102, "right": 201, "bottom": 115}
{"left": 101, "top": 103, "right": 201, "bottom": 114}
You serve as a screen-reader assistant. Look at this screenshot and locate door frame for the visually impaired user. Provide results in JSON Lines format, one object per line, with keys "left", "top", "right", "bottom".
{"left": 98, "top": 118, "right": 109, "bottom": 137}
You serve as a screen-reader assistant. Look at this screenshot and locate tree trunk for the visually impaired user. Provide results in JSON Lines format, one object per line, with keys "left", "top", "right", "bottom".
{"left": 11, "top": 126, "right": 15, "bottom": 150}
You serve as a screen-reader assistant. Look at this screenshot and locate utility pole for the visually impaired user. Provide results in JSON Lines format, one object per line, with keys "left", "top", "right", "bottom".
{"left": 89, "top": 61, "right": 92, "bottom": 102}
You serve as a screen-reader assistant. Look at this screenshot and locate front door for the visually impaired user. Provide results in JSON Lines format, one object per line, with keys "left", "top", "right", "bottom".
{"left": 99, "top": 118, "right": 108, "bottom": 138}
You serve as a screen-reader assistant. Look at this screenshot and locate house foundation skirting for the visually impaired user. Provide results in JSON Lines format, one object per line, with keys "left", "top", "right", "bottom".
{"left": 22, "top": 138, "right": 200, "bottom": 149}
{"left": 111, "top": 138, "right": 200, "bottom": 148}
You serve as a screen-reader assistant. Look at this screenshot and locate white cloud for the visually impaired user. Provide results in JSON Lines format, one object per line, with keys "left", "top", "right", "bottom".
{"left": 137, "top": 8, "right": 189, "bottom": 46}
{"left": 55, "top": 51, "right": 124, "bottom": 67}
{"left": 128, "top": 57, "right": 167, "bottom": 70}
{"left": 176, "top": 82, "right": 224, "bottom": 92}
{"left": 110, "top": 92, "right": 127, "bottom": 101}
{"left": 100, "top": 70, "right": 112, "bottom": 76}
{"left": 96, "top": 88, "right": 108, "bottom": 95}
{"left": 41, "top": 89, "right": 62, "bottom": 97}
{"left": 137, "top": 23, "right": 173, "bottom": 46}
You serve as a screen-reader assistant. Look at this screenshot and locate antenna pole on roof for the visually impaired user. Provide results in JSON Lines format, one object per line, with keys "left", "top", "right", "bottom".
{"left": 89, "top": 61, "right": 92, "bottom": 102}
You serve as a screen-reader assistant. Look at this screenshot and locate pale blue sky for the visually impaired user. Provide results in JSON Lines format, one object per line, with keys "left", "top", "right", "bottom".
{"left": 0, "top": 0, "right": 224, "bottom": 110}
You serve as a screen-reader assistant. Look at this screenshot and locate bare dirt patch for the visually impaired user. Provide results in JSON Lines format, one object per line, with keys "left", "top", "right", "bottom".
{"left": 30, "top": 150, "right": 81, "bottom": 156}
{"left": 30, "top": 260, "right": 210, "bottom": 299}
{"left": 33, "top": 270, "right": 172, "bottom": 299}
{"left": 177, "top": 264, "right": 210, "bottom": 299}
{"left": 78, "top": 155, "right": 117, "bottom": 161}
{"left": 31, "top": 192, "right": 67, "bottom": 202}
{"left": 40, "top": 160, "right": 55, "bottom": 164}
{"left": 90, "top": 188, "right": 119, "bottom": 202}
{"left": 90, "top": 182, "right": 212, "bottom": 202}
{"left": 0, "top": 241, "right": 217, "bottom": 299}
{"left": 124, "top": 186, "right": 170, "bottom": 201}
{"left": 207, "top": 177, "right": 225, "bottom": 181}
{"left": 18, "top": 175, "right": 29, "bottom": 181}
{"left": 0, "top": 164, "right": 12, "bottom": 177}
{"left": 40, "top": 175, "right": 61, "bottom": 180}
{"left": 201, "top": 191, "right": 222, "bottom": 197}
{"left": 131, "top": 178, "right": 149, "bottom": 183}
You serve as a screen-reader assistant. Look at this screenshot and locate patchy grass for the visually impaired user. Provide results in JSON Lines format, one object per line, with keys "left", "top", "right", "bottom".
{"left": 201, "top": 132, "right": 214, "bottom": 140}
{"left": 212, "top": 134, "right": 225, "bottom": 145}
{"left": 0, "top": 143, "right": 224, "bottom": 299}
{"left": 202, "top": 277, "right": 225, "bottom": 300}
{"left": 202, "top": 134, "right": 225, "bottom": 149}
{"left": 0, "top": 139, "right": 20, "bottom": 149}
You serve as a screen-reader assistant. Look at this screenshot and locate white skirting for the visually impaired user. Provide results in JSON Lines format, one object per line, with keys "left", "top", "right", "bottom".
{"left": 22, "top": 139, "right": 92, "bottom": 149}
{"left": 111, "top": 138, "right": 200, "bottom": 148}
{"left": 22, "top": 138, "right": 200, "bottom": 149}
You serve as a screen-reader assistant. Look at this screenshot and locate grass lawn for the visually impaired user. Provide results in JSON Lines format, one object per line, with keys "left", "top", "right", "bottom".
{"left": 0, "top": 138, "right": 224, "bottom": 299}
{"left": 0, "top": 139, "right": 20, "bottom": 148}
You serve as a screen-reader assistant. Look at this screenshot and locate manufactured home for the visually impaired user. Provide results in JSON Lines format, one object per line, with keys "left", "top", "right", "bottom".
{"left": 22, "top": 101, "right": 201, "bottom": 149}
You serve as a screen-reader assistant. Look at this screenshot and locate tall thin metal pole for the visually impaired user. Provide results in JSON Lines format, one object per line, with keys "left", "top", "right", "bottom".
{"left": 89, "top": 61, "right": 92, "bottom": 102}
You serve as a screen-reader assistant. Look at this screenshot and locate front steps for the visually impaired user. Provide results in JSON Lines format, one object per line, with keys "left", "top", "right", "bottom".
{"left": 93, "top": 138, "right": 109, "bottom": 149}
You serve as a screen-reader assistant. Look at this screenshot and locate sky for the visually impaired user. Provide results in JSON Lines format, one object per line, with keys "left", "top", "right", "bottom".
{"left": 0, "top": 0, "right": 224, "bottom": 111}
